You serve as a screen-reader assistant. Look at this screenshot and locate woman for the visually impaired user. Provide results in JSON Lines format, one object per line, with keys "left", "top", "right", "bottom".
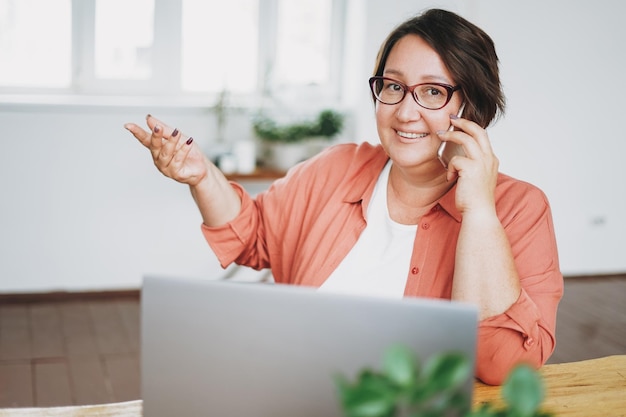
{"left": 125, "top": 9, "right": 563, "bottom": 385}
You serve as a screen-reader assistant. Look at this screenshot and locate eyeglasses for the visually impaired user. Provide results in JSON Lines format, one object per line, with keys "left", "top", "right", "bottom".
{"left": 369, "top": 76, "right": 461, "bottom": 110}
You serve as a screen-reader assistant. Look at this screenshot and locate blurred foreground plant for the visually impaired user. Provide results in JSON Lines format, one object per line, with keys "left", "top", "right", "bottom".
{"left": 335, "top": 344, "right": 553, "bottom": 417}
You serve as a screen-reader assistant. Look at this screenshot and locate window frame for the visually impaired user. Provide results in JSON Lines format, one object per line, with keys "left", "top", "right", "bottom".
{"left": 1, "top": 0, "right": 347, "bottom": 106}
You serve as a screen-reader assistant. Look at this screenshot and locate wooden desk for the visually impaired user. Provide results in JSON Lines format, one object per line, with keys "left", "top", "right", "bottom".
{"left": 1, "top": 356, "right": 624, "bottom": 416}
{"left": 473, "top": 355, "right": 626, "bottom": 416}
{"left": 0, "top": 401, "right": 142, "bottom": 417}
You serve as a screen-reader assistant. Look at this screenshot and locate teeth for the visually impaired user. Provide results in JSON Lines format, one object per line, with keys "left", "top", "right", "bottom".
{"left": 397, "top": 131, "right": 428, "bottom": 139}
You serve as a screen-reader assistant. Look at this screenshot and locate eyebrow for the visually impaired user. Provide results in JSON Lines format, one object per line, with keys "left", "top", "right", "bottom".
{"left": 383, "top": 69, "right": 452, "bottom": 84}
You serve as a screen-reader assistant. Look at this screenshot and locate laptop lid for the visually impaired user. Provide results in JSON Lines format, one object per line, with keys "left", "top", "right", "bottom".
{"left": 141, "top": 276, "right": 478, "bottom": 417}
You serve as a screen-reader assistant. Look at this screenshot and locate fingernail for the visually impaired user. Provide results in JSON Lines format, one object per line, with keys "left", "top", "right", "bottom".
{"left": 154, "top": 124, "right": 161, "bottom": 133}
{"left": 171, "top": 128, "right": 179, "bottom": 137}
{"left": 186, "top": 137, "right": 194, "bottom": 145}
{"left": 450, "top": 114, "right": 459, "bottom": 120}
{"left": 436, "top": 130, "right": 446, "bottom": 136}
{"left": 146, "top": 114, "right": 152, "bottom": 120}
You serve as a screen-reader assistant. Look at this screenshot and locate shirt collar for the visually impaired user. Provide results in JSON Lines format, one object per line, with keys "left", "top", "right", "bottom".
{"left": 437, "top": 181, "right": 462, "bottom": 222}
{"left": 343, "top": 149, "right": 389, "bottom": 207}
{"left": 341, "top": 145, "right": 462, "bottom": 223}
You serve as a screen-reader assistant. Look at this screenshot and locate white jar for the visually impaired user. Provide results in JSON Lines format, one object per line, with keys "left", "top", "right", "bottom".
{"left": 233, "top": 140, "right": 256, "bottom": 174}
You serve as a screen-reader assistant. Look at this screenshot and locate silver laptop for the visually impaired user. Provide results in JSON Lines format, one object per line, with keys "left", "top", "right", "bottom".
{"left": 141, "top": 275, "right": 478, "bottom": 417}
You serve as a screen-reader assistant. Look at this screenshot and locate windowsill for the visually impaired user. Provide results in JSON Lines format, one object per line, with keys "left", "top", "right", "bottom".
{"left": 0, "top": 91, "right": 344, "bottom": 114}
{"left": 224, "top": 168, "right": 286, "bottom": 182}
{"left": 0, "top": 94, "right": 222, "bottom": 113}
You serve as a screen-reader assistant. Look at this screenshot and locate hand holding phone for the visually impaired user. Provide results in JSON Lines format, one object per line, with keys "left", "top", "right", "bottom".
{"left": 437, "top": 102, "right": 466, "bottom": 169}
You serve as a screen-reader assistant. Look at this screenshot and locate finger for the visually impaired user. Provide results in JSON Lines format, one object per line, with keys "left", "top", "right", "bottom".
{"left": 449, "top": 116, "right": 494, "bottom": 152}
{"left": 169, "top": 127, "right": 186, "bottom": 153}
{"left": 146, "top": 114, "right": 177, "bottom": 139}
{"left": 156, "top": 127, "right": 187, "bottom": 168}
{"left": 440, "top": 122, "right": 491, "bottom": 166}
{"left": 170, "top": 136, "right": 195, "bottom": 170}
{"left": 123, "top": 123, "right": 152, "bottom": 148}
{"left": 446, "top": 163, "right": 459, "bottom": 183}
{"left": 437, "top": 129, "right": 480, "bottom": 165}
{"left": 150, "top": 123, "right": 167, "bottom": 152}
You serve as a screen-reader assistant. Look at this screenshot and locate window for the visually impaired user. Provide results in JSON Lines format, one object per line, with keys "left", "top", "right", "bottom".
{"left": 181, "top": 0, "right": 258, "bottom": 94}
{"left": 274, "top": 0, "right": 332, "bottom": 88}
{"left": 0, "top": 0, "right": 345, "bottom": 101}
{"left": 94, "top": 0, "right": 154, "bottom": 80}
{"left": 0, "top": 0, "right": 72, "bottom": 88}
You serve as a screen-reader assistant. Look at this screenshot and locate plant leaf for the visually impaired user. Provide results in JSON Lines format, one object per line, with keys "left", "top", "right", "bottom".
{"left": 422, "top": 353, "right": 472, "bottom": 393}
{"left": 382, "top": 344, "right": 418, "bottom": 388}
{"left": 334, "top": 372, "right": 398, "bottom": 417}
{"left": 501, "top": 364, "right": 544, "bottom": 417}
{"left": 464, "top": 403, "right": 500, "bottom": 417}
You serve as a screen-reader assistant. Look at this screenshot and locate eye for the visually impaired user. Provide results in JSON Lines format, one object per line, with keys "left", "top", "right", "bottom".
{"left": 384, "top": 81, "right": 404, "bottom": 93}
{"left": 421, "top": 85, "right": 446, "bottom": 97}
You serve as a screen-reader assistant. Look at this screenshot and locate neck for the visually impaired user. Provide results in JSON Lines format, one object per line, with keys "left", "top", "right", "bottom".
{"left": 386, "top": 163, "right": 454, "bottom": 224}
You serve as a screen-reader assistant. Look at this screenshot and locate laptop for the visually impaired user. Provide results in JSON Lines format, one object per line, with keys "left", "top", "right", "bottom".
{"left": 141, "top": 275, "right": 478, "bottom": 417}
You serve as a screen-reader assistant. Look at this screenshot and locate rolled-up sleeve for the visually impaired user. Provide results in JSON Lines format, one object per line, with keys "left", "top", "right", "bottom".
{"left": 477, "top": 281, "right": 560, "bottom": 384}
{"left": 201, "top": 182, "right": 271, "bottom": 271}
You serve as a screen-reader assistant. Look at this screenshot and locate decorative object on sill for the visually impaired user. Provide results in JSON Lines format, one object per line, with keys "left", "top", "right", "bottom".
{"left": 207, "top": 89, "right": 258, "bottom": 175}
{"left": 214, "top": 90, "right": 229, "bottom": 142}
{"left": 253, "top": 109, "right": 344, "bottom": 171}
{"left": 217, "top": 152, "right": 238, "bottom": 175}
{"left": 215, "top": 141, "right": 256, "bottom": 176}
{"left": 335, "top": 344, "right": 551, "bottom": 417}
{"left": 206, "top": 89, "right": 231, "bottom": 163}
{"left": 233, "top": 139, "right": 257, "bottom": 174}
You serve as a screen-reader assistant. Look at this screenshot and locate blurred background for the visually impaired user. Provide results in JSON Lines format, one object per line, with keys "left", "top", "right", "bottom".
{"left": 1, "top": 0, "right": 624, "bottom": 294}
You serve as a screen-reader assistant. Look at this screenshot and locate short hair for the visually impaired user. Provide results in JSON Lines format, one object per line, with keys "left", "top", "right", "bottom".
{"left": 372, "top": 9, "right": 505, "bottom": 128}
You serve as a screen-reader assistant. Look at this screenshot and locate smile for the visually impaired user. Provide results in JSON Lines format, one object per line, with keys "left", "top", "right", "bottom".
{"left": 396, "top": 130, "right": 428, "bottom": 139}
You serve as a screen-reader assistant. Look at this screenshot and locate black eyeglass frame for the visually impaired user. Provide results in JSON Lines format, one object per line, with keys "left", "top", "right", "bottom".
{"left": 369, "top": 76, "right": 462, "bottom": 110}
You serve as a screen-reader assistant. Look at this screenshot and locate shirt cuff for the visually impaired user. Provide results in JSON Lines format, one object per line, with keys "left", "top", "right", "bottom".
{"left": 479, "top": 288, "right": 541, "bottom": 350}
{"left": 200, "top": 182, "right": 253, "bottom": 268}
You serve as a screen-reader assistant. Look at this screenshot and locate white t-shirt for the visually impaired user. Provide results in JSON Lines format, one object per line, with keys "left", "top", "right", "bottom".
{"left": 318, "top": 161, "right": 417, "bottom": 299}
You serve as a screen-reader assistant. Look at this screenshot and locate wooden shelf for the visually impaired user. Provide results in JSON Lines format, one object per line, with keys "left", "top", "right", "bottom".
{"left": 225, "top": 168, "right": 286, "bottom": 182}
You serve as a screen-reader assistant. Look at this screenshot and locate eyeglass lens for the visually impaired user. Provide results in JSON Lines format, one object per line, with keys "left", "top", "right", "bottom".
{"left": 371, "top": 78, "right": 453, "bottom": 109}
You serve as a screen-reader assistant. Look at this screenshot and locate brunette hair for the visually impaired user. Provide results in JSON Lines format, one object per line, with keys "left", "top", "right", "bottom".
{"left": 372, "top": 9, "right": 505, "bottom": 128}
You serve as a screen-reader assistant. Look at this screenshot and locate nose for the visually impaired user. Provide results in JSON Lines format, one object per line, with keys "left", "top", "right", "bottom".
{"left": 394, "top": 92, "right": 423, "bottom": 122}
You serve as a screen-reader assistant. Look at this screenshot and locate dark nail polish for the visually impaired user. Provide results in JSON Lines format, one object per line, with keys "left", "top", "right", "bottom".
{"left": 450, "top": 114, "right": 459, "bottom": 120}
{"left": 186, "top": 137, "right": 194, "bottom": 145}
{"left": 154, "top": 125, "right": 161, "bottom": 133}
{"left": 146, "top": 114, "right": 152, "bottom": 119}
{"left": 172, "top": 128, "right": 179, "bottom": 137}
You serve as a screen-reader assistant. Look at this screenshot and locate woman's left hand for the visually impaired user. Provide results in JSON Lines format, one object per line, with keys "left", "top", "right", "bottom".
{"left": 438, "top": 116, "right": 499, "bottom": 216}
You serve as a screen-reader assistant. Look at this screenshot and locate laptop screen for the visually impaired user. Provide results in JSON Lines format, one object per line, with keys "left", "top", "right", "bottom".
{"left": 141, "top": 276, "right": 478, "bottom": 417}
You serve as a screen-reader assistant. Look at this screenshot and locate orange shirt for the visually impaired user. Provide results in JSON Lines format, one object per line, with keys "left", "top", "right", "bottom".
{"left": 202, "top": 142, "right": 563, "bottom": 385}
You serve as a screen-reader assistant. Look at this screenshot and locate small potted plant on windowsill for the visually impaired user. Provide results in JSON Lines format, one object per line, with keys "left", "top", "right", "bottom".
{"left": 335, "top": 344, "right": 553, "bottom": 417}
{"left": 253, "top": 109, "right": 344, "bottom": 171}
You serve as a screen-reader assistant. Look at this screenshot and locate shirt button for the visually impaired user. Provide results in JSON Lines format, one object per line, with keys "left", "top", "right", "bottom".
{"left": 422, "top": 223, "right": 430, "bottom": 230}
{"left": 411, "top": 267, "right": 419, "bottom": 275}
{"left": 526, "top": 338, "right": 535, "bottom": 346}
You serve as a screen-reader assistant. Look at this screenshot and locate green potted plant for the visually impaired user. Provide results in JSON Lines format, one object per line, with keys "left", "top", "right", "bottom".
{"left": 335, "top": 344, "right": 553, "bottom": 417}
{"left": 253, "top": 109, "right": 344, "bottom": 171}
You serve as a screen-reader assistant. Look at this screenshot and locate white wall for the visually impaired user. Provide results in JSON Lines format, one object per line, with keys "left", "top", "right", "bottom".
{"left": 1, "top": 0, "right": 625, "bottom": 293}
{"left": 0, "top": 104, "right": 225, "bottom": 292}
{"left": 470, "top": 1, "right": 626, "bottom": 275}
{"left": 350, "top": 0, "right": 626, "bottom": 276}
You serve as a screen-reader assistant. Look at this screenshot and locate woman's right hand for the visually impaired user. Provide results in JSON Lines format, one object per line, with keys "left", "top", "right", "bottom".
{"left": 125, "top": 114, "right": 243, "bottom": 227}
{"left": 124, "top": 114, "right": 208, "bottom": 186}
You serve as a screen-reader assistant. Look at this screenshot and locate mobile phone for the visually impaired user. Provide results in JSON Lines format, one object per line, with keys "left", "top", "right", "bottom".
{"left": 437, "top": 102, "right": 466, "bottom": 169}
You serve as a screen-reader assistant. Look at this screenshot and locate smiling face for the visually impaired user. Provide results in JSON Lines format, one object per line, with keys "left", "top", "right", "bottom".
{"left": 375, "top": 34, "right": 464, "bottom": 173}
